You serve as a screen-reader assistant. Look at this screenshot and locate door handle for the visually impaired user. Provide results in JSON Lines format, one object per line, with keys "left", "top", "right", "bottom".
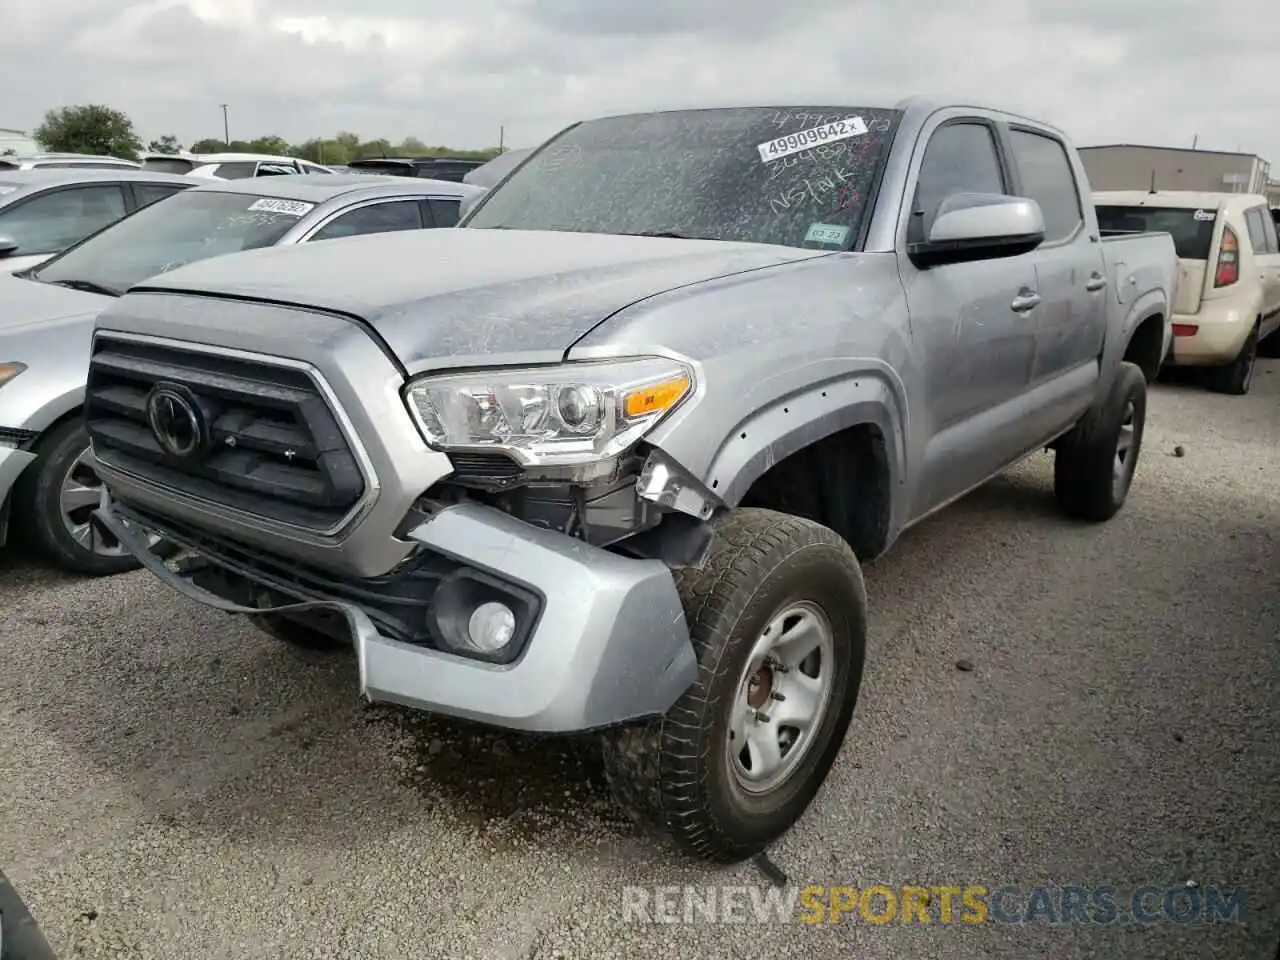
{"left": 1010, "top": 291, "right": 1041, "bottom": 313}
{"left": 1086, "top": 274, "right": 1107, "bottom": 291}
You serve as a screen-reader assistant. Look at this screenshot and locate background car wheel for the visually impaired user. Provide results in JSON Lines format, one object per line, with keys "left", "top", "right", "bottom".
{"left": 12, "top": 419, "right": 177, "bottom": 576}
{"left": 1206, "top": 325, "right": 1258, "bottom": 395}
{"left": 601, "top": 508, "right": 867, "bottom": 863}
{"left": 1053, "top": 360, "right": 1147, "bottom": 523}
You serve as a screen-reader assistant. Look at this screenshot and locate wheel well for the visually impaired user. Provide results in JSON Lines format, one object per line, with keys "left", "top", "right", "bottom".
{"left": 1123, "top": 314, "right": 1165, "bottom": 383}
{"left": 737, "top": 424, "right": 892, "bottom": 560}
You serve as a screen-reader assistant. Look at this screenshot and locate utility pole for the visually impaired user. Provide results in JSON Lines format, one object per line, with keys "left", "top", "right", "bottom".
{"left": 220, "top": 104, "right": 229, "bottom": 146}
{"left": 1191, "top": 134, "right": 1198, "bottom": 150}
{"left": 499, "top": 125, "right": 505, "bottom": 153}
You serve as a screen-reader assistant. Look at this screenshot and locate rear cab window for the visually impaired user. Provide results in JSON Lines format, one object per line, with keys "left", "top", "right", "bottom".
{"left": 1094, "top": 205, "right": 1218, "bottom": 260}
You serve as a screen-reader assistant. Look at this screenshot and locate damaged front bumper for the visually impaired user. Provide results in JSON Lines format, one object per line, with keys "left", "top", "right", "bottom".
{"left": 95, "top": 495, "right": 699, "bottom": 734}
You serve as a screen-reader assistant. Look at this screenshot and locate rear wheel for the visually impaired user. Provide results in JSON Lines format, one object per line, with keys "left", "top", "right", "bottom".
{"left": 1206, "top": 325, "right": 1258, "bottom": 395}
{"left": 12, "top": 419, "right": 176, "bottom": 576}
{"left": 1053, "top": 361, "right": 1147, "bottom": 522}
{"left": 601, "top": 508, "right": 867, "bottom": 862}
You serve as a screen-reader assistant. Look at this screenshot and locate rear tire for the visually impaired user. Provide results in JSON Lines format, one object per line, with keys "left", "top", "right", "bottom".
{"left": 601, "top": 508, "right": 867, "bottom": 863}
{"left": 1206, "top": 325, "right": 1258, "bottom": 395}
{"left": 1053, "top": 361, "right": 1147, "bottom": 523}
{"left": 12, "top": 419, "right": 178, "bottom": 576}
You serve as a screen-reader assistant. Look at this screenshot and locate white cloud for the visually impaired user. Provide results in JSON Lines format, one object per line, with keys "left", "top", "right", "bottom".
{"left": 0, "top": 0, "right": 1276, "bottom": 166}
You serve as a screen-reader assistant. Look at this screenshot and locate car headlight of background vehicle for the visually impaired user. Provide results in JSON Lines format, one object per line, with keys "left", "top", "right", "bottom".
{"left": 403, "top": 358, "right": 694, "bottom": 468}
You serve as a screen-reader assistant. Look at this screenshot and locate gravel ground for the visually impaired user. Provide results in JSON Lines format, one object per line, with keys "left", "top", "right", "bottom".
{"left": 2, "top": 361, "right": 1278, "bottom": 960}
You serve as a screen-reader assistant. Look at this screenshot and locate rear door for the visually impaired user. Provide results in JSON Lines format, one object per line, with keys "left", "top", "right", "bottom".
{"left": 1005, "top": 126, "right": 1106, "bottom": 418}
{"left": 1244, "top": 205, "right": 1280, "bottom": 332}
{"left": 1094, "top": 203, "right": 1217, "bottom": 315}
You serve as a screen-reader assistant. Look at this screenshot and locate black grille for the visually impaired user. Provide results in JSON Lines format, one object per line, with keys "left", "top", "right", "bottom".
{"left": 0, "top": 427, "right": 37, "bottom": 449}
{"left": 446, "top": 452, "right": 524, "bottom": 489}
{"left": 85, "top": 337, "right": 366, "bottom": 530}
{"left": 117, "top": 501, "right": 454, "bottom": 646}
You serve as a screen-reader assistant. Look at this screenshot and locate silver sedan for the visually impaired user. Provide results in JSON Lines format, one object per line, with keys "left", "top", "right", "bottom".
{"left": 0, "top": 174, "right": 484, "bottom": 575}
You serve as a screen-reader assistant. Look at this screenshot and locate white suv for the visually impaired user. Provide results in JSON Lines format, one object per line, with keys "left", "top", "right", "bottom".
{"left": 1095, "top": 190, "right": 1280, "bottom": 395}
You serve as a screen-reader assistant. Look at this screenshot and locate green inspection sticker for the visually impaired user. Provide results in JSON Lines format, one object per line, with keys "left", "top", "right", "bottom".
{"left": 805, "top": 222, "right": 850, "bottom": 245}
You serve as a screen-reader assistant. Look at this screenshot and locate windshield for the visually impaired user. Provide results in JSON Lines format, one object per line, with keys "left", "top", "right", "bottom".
{"left": 33, "top": 189, "right": 316, "bottom": 294}
{"left": 1095, "top": 204, "right": 1217, "bottom": 260}
{"left": 464, "top": 106, "right": 901, "bottom": 250}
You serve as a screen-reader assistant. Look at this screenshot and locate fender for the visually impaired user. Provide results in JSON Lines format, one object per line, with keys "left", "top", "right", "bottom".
{"left": 1099, "top": 286, "right": 1169, "bottom": 393}
{"left": 673, "top": 367, "right": 908, "bottom": 515}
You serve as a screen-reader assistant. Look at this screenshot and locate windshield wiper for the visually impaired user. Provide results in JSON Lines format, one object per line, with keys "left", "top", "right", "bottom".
{"left": 43, "top": 278, "right": 122, "bottom": 297}
{"left": 624, "top": 230, "right": 714, "bottom": 240}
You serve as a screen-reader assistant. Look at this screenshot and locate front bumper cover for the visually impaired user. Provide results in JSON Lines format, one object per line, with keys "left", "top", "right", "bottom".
{"left": 94, "top": 495, "right": 699, "bottom": 734}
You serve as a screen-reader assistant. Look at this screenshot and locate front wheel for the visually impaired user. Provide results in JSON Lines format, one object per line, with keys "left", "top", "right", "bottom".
{"left": 11, "top": 419, "right": 176, "bottom": 576}
{"left": 602, "top": 508, "right": 867, "bottom": 863}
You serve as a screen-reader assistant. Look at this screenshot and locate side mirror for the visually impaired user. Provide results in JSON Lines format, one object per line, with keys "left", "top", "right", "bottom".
{"left": 0, "top": 235, "right": 17, "bottom": 258}
{"left": 909, "top": 193, "right": 1045, "bottom": 268}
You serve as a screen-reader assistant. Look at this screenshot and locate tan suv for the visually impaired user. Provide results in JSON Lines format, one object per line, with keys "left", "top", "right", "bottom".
{"left": 1095, "top": 191, "right": 1280, "bottom": 394}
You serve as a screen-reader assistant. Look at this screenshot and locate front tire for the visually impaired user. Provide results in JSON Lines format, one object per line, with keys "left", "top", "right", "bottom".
{"left": 1053, "top": 360, "right": 1147, "bottom": 523}
{"left": 602, "top": 508, "right": 867, "bottom": 862}
{"left": 12, "top": 419, "right": 177, "bottom": 576}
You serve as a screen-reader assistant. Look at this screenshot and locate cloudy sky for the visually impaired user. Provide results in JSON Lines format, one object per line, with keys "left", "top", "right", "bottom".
{"left": 4, "top": 0, "right": 1279, "bottom": 163}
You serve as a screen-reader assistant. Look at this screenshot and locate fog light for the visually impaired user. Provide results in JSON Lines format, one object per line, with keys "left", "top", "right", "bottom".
{"left": 466, "top": 601, "right": 516, "bottom": 652}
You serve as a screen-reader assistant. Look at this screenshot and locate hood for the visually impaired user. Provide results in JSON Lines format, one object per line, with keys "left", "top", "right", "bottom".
{"left": 0, "top": 272, "right": 111, "bottom": 334}
{"left": 130, "top": 228, "right": 829, "bottom": 369}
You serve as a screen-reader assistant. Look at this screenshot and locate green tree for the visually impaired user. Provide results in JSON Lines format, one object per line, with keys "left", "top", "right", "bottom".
{"left": 188, "top": 138, "right": 227, "bottom": 153}
{"left": 358, "top": 138, "right": 392, "bottom": 158}
{"left": 147, "top": 135, "right": 183, "bottom": 154}
{"left": 34, "top": 105, "right": 143, "bottom": 160}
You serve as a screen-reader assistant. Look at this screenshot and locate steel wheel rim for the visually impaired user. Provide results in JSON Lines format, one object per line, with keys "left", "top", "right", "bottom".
{"left": 727, "top": 600, "right": 836, "bottom": 795}
{"left": 59, "top": 446, "right": 161, "bottom": 558}
{"left": 1111, "top": 399, "right": 1137, "bottom": 500}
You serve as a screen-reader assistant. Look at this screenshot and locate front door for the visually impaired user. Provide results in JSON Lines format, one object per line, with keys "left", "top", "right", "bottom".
{"left": 900, "top": 117, "right": 1041, "bottom": 517}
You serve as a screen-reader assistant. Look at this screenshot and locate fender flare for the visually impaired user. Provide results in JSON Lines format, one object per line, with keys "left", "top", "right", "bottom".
{"left": 700, "top": 369, "right": 908, "bottom": 512}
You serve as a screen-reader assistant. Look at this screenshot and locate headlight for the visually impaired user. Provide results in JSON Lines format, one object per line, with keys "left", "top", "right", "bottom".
{"left": 404, "top": 358, "right": 694, "bottom": 467}
{"left": 0, "top": 362, "right": 25, "bottom": 388}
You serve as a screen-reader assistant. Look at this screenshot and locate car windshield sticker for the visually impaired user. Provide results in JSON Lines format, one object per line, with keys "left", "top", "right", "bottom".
{"left": 1193, "top": 209, "right": 1216, "bottom": 221}
{"left": 804, "top": 222, "right": 851, "bottom": 246}
{"left": 246, "top": 197, "right": 315, "bottom": 216}
{"left": 758, "top": 117, "right": 869, "bottom": 163}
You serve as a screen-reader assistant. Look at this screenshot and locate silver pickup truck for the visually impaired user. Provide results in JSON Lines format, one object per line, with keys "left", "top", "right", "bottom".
{"left": 87, "top": 98, "right": 1176, "bottom": 862}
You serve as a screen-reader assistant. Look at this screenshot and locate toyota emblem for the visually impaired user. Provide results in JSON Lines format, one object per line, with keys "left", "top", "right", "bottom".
{"left": 146, "top": 384, "right": 206, "bottom": 459}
